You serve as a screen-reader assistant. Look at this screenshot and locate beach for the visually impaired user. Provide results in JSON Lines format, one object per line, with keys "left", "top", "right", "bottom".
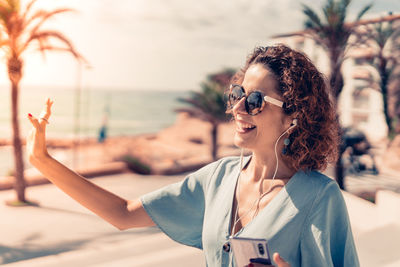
{"left": 47, "top": 112, "right": 240, "bottom": 174}
{"left": 0, "top": 87, "right": 193, "bottom": 177}
{"left": 0, "top": 112, "right": 240, "bottom": 188}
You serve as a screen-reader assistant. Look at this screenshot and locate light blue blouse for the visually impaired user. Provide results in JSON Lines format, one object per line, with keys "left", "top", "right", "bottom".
{"left": 141, "top": 156, "right": 359, "bottom": 267}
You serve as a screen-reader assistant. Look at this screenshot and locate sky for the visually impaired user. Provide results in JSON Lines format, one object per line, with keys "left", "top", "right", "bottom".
{"left": 0, "top": 0, "right": 399, "bottom": 91}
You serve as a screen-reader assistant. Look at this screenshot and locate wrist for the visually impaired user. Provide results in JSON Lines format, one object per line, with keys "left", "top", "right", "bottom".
{"left": 29, "top": 152, "right": 52, "bottom": 166}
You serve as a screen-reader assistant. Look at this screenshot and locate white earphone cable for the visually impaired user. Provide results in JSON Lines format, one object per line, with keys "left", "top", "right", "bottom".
{"left": 231, "top": 121, "right": 296, "bottom": 236}
{"left": 228, "top": 121, "right": 296, "bottom": 266}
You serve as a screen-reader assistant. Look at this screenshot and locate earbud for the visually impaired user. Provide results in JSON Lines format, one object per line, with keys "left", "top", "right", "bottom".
{"left": 285, "top": 119, "right": 297, "bottom": 132}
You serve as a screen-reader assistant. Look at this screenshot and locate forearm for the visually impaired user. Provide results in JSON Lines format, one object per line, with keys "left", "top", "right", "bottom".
{"left": 30, "top": 155, "right": 153, "bottom": 229}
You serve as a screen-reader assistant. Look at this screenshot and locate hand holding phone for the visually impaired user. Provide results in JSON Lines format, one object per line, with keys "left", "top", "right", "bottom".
{"left": 229, "top": 237, "right": 271, "bottom": 266}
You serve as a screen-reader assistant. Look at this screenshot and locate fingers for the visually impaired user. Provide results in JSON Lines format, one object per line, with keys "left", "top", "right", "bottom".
{"left": 28, "top": 113, "right": 40, "bottom": 129}
{"left": 273, "top": 253, "right": 290, "bottom": 267}
{"left": 246, "top": 263, "right": 273, "bottom": 267}
{"left": 28, "top": 98, "right": 53, "bottom": 129}
{"left": 39, "top": 98, "right": 53, "bottom": 125}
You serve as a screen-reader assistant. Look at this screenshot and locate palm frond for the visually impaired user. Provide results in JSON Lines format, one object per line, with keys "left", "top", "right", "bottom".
{"left": 302, "top": 4, "right": 323, "bottom": 29}
{"left": 338, "top": 0, "right": 351, "bottom": 26}
{"left": 355, "top": 3, "right": 372, "bottom": 22}
{"left": 304, "top": 31, "right": 329, "bottom": 50}
{"left": 36, "top": 45, "right": 79, "bottom": 54}
{"left": 178, "top": 96, "right": 204, "bottom": 110}
{"left": 4, "top": 0, "right": 19, "bottom": 12}
{"left": 322, "top": 0, "right": 335, "bottom": 25}
{"left": 20, "top": 0, "right": 36, "bottom": 22}
{"left": 390, "top": 26, "right": 400, "bottom": 41}
{"left": 24, "top": 8, "right": 74, "bottom": 33}
{"left": 178, "top": 68, "right": 235, "bottom": 123}
{"left": 368, "top": 21, "right": 400, "bottom": 51}
{"left": 34, "top": 34, "right": 47, "bottom": 59}
{"left": 0, "top": 4, "right": 12, "bottom": 25}
{"left": 0, "top": 38, "right": 8, "bottom": 47}
{"left": 178, "top": 82, "right": 231, "bottom": 123}
{"left": 339, "top": 0, "right": 351, "bottom": 8}
{"left": 175, "top": 107, "right": 212, "bottom": 122}
{"left": 323, "top": 0, "right": 334, "bottom": 12}
{"left": 21, "top": 30, "right": 86, "bottom": 62}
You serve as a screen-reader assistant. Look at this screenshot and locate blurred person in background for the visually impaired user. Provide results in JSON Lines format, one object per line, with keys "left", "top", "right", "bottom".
{"left": 27, "top": 44, "right": 358, "bottom": 267}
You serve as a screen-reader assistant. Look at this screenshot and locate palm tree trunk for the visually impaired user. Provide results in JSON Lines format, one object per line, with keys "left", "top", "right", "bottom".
{"left": 11, "top": 81, "right": 26, "bottom": 202}
{"left": 330, "top": 60, "right": 344, "bottom": 99}
{"left": 335, "top": 144, "right": 345, "bottom": 190}
{"left": 211, "top": 123, "right": 218, "bottom": 160}
{"left": 381, "top": 79, "right": 392, "bottom": 136}
{"left": 329, "top": 56, "right": 345, "bottom": 190}
{"left": 8, "top": 57, "right": 26, "bottom": 202}
{"left": 379, "top": 58, "right": 392, "bottom": 136}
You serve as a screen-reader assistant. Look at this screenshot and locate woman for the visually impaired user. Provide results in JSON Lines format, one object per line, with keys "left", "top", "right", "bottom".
{"left": 27, "top": 44, "right": 359, "bottom": 267}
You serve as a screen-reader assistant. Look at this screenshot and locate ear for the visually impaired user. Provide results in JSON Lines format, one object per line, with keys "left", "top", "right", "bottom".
{"left": 282, "top": 115, "right": 297, "bottom": 134}
{"left": 282, "top": 114, "right": 294, "bottom": 128}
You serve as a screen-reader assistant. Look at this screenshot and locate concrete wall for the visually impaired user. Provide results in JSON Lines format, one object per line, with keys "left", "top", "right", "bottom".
{"left": 376, "top": 190, "right": 400, "bottom": 226}
{"left": 343, "top": 190, "right": 400, "bottom": 267}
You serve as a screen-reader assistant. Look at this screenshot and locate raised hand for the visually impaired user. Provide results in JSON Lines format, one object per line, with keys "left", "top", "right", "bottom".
{"left": 27, "top": 98, "right": 54, "bottom": 163}
{"left": 273, "top": 253, "right": 290, "bottom": 267}
{"left": 25, "top": 97, "right": 155, "bottom": 230}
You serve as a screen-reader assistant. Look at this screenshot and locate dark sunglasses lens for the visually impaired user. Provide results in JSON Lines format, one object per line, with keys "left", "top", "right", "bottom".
{"left": 229, "top": 85, "right": 245, "bottom": 108}
{"left": 246, "top": 92, "right": 264, "bottom": 115}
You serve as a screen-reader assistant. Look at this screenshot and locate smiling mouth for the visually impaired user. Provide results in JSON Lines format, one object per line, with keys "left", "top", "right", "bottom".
{"left": 236, "top": 122, "right": 256, "bottom": 133}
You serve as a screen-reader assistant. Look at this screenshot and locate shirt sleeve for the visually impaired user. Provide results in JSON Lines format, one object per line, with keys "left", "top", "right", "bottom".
{"left": 140, "top": 160, "right": 221, "bottom": 249}
{"left": 300, "top": 181, "right": 360, "bottom": 267}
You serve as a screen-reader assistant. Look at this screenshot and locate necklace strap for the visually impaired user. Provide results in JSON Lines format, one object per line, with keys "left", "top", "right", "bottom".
{"left": 231, "top": 152, "right": 278, "bottom": 236}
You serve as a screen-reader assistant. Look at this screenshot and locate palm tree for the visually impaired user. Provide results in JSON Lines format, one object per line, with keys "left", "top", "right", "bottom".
{"left": 272, "top": 0, "right": 373, "bottom": 189}
{"left": 176, "top": 69, "right": 235, "bottom": 160}
{"left": 273, "top": 9, "right": 400, "bottom": 189}
{"left": 355, "top": 17, "right": 400, "bottom": 138}
{"left": 301, "top": 0, "right": 373, "bottom": 102}
{"left": 274, "top": 6, "right": 400, "bottom": 189}
{"left": 0, "top": 0, "right": 84, "bottom": 204}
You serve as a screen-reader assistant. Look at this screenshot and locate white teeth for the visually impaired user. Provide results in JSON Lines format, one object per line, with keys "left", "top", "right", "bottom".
{"left": 237, "top": 122, "right": 256, "bottom": 129}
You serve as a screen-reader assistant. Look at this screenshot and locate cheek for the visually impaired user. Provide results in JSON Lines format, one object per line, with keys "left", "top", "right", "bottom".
{"left": 255, "top": 114, "right": 285, "bottom": 142}
{"left": 255, "top": 125, "right": 272, "bottom": 144}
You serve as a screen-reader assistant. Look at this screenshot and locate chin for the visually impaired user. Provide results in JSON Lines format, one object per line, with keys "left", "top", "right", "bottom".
{"left": 233, "top": 134, "right": 253, "bottom": 150}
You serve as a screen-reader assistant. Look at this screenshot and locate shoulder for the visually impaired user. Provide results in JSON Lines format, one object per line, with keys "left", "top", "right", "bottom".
{"left": 206, "top": 155, "right": 242, "bottom": 180}
{"left": 297, "top": 170, "right": 339, "bottom": 195}
{"left": 192, "top": 156, "right": 241, "bottom": 178}
{"left": 196, "top": 155, "right": 246, "bottom": 193}
{"left": 297, "top": 171, "right": 346, "bottom": 215}
{"left": 185, "top": 156, "right": 241, "bottom": 188}
{"left": 213, "top": 155, "right": 242, "bottom": 173}
{"left": 291, "top": 170, "right": 344, "bottom": 216}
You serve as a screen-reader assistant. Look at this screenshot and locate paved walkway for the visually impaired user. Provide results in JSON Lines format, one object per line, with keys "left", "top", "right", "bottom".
{"left": 1, "top": 171, "right": 400, "bottom": 266}
{"left": 346, "top": 171, "right": 400, "bottom": 194}
{"left": 0, "top": 173, "right": 204, "bottom": 266}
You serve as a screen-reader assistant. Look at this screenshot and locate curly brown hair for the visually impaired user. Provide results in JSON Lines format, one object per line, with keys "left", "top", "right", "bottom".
{"left": 231, "top": 44, "right": 339, "bottom": 171}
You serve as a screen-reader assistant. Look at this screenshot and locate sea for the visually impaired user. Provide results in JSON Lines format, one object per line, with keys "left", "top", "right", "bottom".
{"left": 0, "top": 87, "right": 190, "bottom": 176}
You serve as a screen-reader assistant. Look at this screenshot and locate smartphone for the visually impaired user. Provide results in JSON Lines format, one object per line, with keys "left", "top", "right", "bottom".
{"left": 229, "top": 237, "right": 271, "bottom": 266}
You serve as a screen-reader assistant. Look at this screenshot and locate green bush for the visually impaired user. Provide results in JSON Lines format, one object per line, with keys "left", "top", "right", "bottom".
{"left": 121, "top": 155, "right": 151, "bottom": 175}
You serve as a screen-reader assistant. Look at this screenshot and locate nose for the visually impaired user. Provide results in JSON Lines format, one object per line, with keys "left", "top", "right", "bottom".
{"left": 232, "top": 97, "right": 247, "bottom": 116}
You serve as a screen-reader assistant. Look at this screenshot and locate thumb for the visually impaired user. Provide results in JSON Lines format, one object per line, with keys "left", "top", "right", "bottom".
{"left": 273, "top": 253, "right": 290, "bottom": 267}
{"left": 28, "top": 113, "right": 40, "bottom": 129}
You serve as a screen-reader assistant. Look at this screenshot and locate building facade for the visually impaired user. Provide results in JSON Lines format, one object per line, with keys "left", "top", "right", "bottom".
{"left": 275, "top": 36, "right": 388, "bottom": 142}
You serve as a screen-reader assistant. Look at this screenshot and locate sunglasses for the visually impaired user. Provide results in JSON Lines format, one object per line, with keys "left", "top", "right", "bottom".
{"left": 227, "top": 84, "right": 283, "bottom": 115}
